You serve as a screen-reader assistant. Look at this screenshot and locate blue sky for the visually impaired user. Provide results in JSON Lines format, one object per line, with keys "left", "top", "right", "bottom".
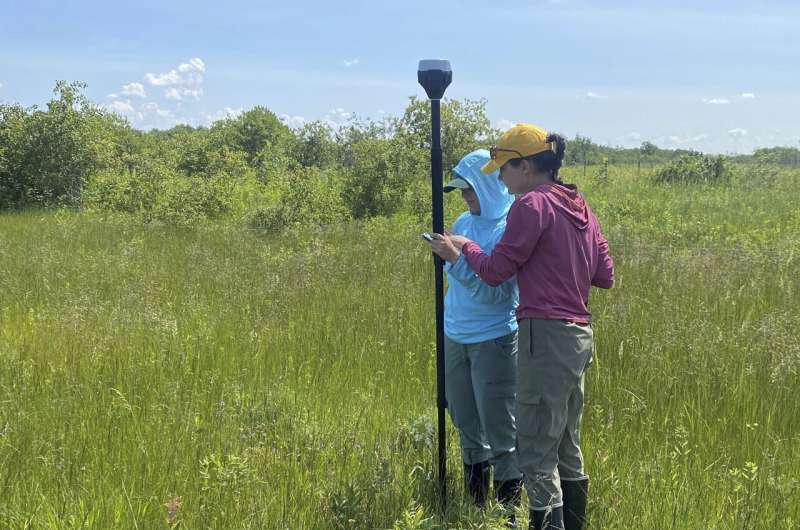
{"left": 1, "top": 0, "right": 798, "bottom": 153}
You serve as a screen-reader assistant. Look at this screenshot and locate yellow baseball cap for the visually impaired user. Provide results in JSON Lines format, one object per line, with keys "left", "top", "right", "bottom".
{"left": 481, "top": 123, "right": 553, "bottom": 174}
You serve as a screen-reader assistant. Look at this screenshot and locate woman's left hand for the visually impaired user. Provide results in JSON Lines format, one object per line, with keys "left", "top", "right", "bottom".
{"left": 445, "top": 232, "right": 470, "bottom": 250}
{"left": 429, "top": 233, "right": 471, "bottom": 263}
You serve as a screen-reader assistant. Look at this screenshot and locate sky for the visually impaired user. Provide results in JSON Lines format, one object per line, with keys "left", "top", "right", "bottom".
{"left": 1, "top": 0, "right": 799, "bottom": 153}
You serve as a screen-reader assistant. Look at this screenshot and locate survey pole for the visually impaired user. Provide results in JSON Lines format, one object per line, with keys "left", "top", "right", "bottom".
{"left": 417, "top": 59, "right": 452, "bottom": 509}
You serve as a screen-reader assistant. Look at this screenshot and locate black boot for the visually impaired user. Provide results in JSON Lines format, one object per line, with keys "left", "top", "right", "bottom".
{"left": 561, "top": 478, "right": 589, "bottom": 530}
{"left": 529, "top": 506, "right": 565, "bottom": 530}
{"left": 495, "top": 478, "right": 523, "bottom": 527}
{"left": 464, "top": 461, "right": 490, "bottom": 507}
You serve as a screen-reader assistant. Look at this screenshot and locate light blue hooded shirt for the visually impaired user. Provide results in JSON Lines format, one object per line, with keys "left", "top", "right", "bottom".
{"left": 444, "top": 149, "right": 518, "bottom": 344}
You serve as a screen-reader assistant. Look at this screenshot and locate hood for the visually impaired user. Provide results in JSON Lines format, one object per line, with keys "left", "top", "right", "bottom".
{"left": 452, "top": 149, "right": 514, "bottom": 221}
{"left": 542, "top": 183, "right": 590, "bottom": 230}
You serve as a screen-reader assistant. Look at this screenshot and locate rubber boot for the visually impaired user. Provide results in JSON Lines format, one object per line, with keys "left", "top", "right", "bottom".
{"left": 495, "top": 478, "right": 523, "bottom": 528}
{"left": 464, "top": 461, "right": 490, "bottom": 507}
{"left": 529, "top": 505, "right": 565, "bottom": 530}
{"left": 561, "top": 478, "right": 589, "bottom": 530}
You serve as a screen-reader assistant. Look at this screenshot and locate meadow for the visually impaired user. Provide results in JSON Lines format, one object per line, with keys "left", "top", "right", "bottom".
{"left": 0, "top": 164, "right": 798, "bottom": 529}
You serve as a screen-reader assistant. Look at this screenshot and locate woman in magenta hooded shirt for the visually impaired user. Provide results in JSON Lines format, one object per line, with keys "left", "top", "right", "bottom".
{"left": 430, "top": 124, "right": 614, "bottom": 530}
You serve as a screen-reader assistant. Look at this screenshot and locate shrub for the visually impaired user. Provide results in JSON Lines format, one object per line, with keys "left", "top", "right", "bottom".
{"left": 213, "top": 107, "right": 295, "bottom": 166}
{"left": 0, "top": 81, "right": 125, "bottom": 208}
{"left": 244, "top": 167, "right": 350, "bottom": 231}
{"left": 174, "top": 128, "right": 251, "bottom": 178}
{"left": 392, "top": 96, "right": 496, "bottom": 171}
{"left": 654, "top": 152, "right": 729, "bottom": 184}
{"left": 341, "top": 139, "right": 425, "bottom": 219}
{"left": 84, "top": 162, "right": 237, "bottom": 226}
{"left": 291, "top": 121, "right": 339, "bottom": 168}
{"left": 82, "top": 158, "right": 169, "bottom": 214}
{"left": 150, "top": 173, "right": 235, "bottom": 226}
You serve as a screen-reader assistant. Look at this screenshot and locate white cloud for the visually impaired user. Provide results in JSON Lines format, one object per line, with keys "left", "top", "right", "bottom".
{"left": 702, "top": 98, "right": 730, "bottom": 105}
{"left": 280, "top": 114, "right": 307, "bottom": 129}
{"left": 0, "top": 82, "right": 3, "bottom": 89}
{"left": 144, "top": 57, "right": 205, "bottom": 87}
{"left": 584, "top": 91, "right": 608, "bottom": 100}
{"left": 322, "top": 107, "right": 354, "bottom": 129}
{"left": 145, "top": 71, "right": 181, "bottom": 87}
{"left": 126, "top": 101, "right": 185, "bottom": 129}
{"left": 139, "top": 58, "right": 206, "bottom": 102}
{"left": 107, "top": 100, "right": 135, "bottom": 115}
{"left": 121, "top": 82, "right": 146, "bottom": 98}
{"left": 343, "top": 58, "right": 360, "bottom": 67}
{"left": 665, "top": 133, "right": 709, "bottom": 146}
{"left": 164, "top": 88, "right": 181, "bottom": 100}
{"left": 616, "top": 132, "right": 643, "bottom": 146}
{"left": 740, "top": 92, "right": 756, "bottom": 99}
{"left": 203, "top": 107, "right": 244, "bottom": 125}
{"left": 495, "top": 119, "right": 515, "bottom": 131}
{"left": 164, "top": 87, "right": 203, "bottom": 101}
{"left": 141, "top": 101, "right": 174, "bottom": 120}
{"left": 728, "top": 128, "right": 748, "bottom": 138}
{"left": 101, "top": 59, "right": 213, "bottom": 129}
{"left": 281, "top": 108, "right": 352, "bottom": 131}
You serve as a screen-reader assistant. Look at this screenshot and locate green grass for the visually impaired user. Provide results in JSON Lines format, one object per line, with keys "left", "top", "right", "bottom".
{"left": 0, "top": 165, "right": 799, "bottom": 529}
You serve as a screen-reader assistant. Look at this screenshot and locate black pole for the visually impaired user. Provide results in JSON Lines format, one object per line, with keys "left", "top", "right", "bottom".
{"left": 430, "top": 98, "right": 447, "bottom": 509}
{"left": 417, "top": 59, "right": 451, "bottom": 511}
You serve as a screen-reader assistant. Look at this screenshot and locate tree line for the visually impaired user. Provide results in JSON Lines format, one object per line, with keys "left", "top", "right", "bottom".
{"left": 1, "top": 81, "right": 796, "bottom": 227}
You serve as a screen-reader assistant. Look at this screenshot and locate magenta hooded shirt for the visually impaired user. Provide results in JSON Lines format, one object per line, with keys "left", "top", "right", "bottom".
{"left": 462, "top": 183, "right": 614, "bottom": 323}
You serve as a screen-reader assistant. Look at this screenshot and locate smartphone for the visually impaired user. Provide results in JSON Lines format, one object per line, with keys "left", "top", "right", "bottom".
{"left": 421, "top": 232, "right": 434, "bottom": 242}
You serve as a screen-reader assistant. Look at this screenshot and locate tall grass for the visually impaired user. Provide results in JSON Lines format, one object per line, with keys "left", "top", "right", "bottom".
{"left": 0, "top": 165, "right": 798, "bottom": 528}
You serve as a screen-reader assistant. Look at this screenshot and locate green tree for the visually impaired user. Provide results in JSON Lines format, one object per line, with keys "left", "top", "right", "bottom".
{"left": 341, "top": 138, "right": 424, "bottom": 219}
{"left": 640, "top": 141, "right": 658, "bottom": 157}
{"left": 0, "top": 81, "right": 125, "bottom": 208}
{"left": 292, "top": 121, "right": 338, "bottom": 168}
{"left": 214, "top": 107, "right": 295, "bottom": 166}
{"left": 166, "top": 125, "right": 250, "bottom": 178}
{"left": 392, "top": 97, "right": 496, "bottom": 172}
{"left": 564, "top": 134, "right": 597, "bottom": 166}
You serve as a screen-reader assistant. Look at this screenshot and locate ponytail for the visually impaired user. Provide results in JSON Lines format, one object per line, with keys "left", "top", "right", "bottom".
{"left": 545, "top": 133, "right": 567, "bottom": 182}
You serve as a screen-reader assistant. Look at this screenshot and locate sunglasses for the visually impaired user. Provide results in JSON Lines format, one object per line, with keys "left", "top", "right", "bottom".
{"left": 489, "top": 146, "right": 525, "bottom": 160}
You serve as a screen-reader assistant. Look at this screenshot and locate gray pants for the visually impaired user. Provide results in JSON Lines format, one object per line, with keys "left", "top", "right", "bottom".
{"left": 516, "top": 318, "right": 593, "bottom": 511}
{"left": 445, "top": 332, "right": 522, "bottom": 482}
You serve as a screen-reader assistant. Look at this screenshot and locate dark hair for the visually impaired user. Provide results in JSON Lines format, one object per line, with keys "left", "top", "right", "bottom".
{"left": 508, "top": 132, "right": 569, "bottom": 186}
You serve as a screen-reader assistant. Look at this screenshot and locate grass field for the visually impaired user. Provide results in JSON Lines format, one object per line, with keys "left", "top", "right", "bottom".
{"left": 1, "top": 165, "right": 799, "bottom": 529}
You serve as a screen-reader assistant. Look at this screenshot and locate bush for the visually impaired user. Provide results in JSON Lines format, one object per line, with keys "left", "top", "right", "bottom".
{"left": 341, "top": 139, "right": 425, "bottom": 219}
{"left": 401, "top": 179, "right": 431, "bottom": 223}
{"left": 0, "top": 82, "right": 125, "bottom": 208}
{"left": 244, "top": 167, "right": 350, "bottom": 231}
{"left": 82, "top": 158, "right": 169, "bottom": 214}
{"left": 84, "top": 162, "right": 237, "bottom": 226}
{"left": 173, "top": 127, "right": 251, "bottom": 178}
{"left": 654, "top": 152, "right": 729, "bottom": 184}
{"left": 392, "top": 97, "right": 496, "bottom": 172}
{"left": 292, "top": 121, "right": 339, "bottom": 168}
{"left": 150, "top": 173, "right": 235, "bottom": 226}
{"left": 213, "top": 107, "right": 295, "bottom": 167}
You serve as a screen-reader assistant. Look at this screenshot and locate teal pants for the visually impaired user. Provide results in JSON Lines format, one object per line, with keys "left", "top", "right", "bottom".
{"left": 444, "top": 332, "right": 522, "bottom": 482}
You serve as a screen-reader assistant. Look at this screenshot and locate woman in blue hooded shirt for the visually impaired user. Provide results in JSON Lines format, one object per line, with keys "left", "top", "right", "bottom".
{"left": 437, "top": 149, "right": 522, "bottom": 523}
